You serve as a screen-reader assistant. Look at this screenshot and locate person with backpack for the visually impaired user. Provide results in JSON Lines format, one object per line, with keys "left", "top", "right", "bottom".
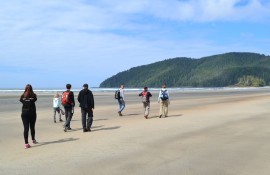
{"left": 77, "top": 84, "right": 95, "bottom": 132}
{"left": 139, "top": 87, "right": 152, "bottom": 119}
{"left": 116, "top": 84, "right": 125, "bottom": 116}
{"left": 53, "top": 93, "right": 64, "bottom": 123}
{"left": 62, "top": 84, "right": 75, "bottom": 132}
{"left": 19, "top": 84, "right": 38, "bottom": 149}
{"left": 158, "top": 83, "right": 170, "bottom": 118}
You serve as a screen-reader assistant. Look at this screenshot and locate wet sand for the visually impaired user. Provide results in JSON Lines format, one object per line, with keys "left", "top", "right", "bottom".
{"left": 1, "top": 89, "right": 270, "bottom": 175}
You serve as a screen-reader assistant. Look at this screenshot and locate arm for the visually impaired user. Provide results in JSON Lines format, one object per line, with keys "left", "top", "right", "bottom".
{"left": 91, "top": 92, "right": 95, "bottom": 109}
{"left": 71, "top": 92, "right": 75, "bottom": 107}
{"left": 138, "top": 92, "right": 142, "bottom": 96}
{"left": 33, "top": 94, "right": 37, "bottom": 102}
{"left": 167, "top": 91, "right": 170, "bottom": 104}
{"left": 120, "top": 89, "right": 125, "bottom": 100}
{"left": 158, "top": 91, "right": 161, "bottom": 102}
{"left": 58, "top": 97, "right": 61, "bottom": 107}
{"left": 20, "top": 94, "right": 37, "bottom": 103}
{"left": 19, "top": 95, "right": 23, "bottom": 103}
{"left": 77, "top": 91, "right": 81, "bottom": 103}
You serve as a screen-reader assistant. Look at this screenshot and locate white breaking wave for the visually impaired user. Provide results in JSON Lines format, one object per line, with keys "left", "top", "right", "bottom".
{"left": 0, "top": 86, "right": 268, "bottom": 94}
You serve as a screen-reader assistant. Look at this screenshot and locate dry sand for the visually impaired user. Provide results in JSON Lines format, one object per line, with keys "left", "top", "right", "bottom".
{"left": 1, "top": 89, "right": 270, "bottom": 175}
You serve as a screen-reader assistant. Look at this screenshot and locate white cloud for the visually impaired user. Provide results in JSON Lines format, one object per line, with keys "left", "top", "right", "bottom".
{"left": 139, "top": 0, "right": 270, "bottom": 22}
{"left": 0, "top": 0, "right": 269, "bottom": 87}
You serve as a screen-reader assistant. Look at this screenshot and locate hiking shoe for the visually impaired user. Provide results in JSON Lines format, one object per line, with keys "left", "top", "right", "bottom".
{"left": 144, "top": 115, "right": 148, "bottom": 119}
{"left": 59, "top": 119, "right": 63, "bottom": 122}
{"left": 64, "top": 127, "right": 67, "bottom": 132}
{"left": 83, "top": 128, "right": 88, "bottom": 132}
{"left": 159, "top": 115, "right": 162, "bottom": 118}
{"left": 118, "top": 111, "right": 122, "bottom": 116}
{"left": 54, "top": 120, "right": 56, "bottom": 123}
{"left": 87, "top": 128, "right": 91, "bottom": 132}
{"left": 24, "top": 144, "right": 31, "bottom": 149}
{"left": 32, "top": 140, "right": 38, "bottom": 144}
{"left": 67, "top": 127, "right": 72, "bottom": 130}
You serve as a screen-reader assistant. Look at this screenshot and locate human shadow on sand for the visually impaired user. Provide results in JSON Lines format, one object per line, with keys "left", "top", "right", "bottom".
{"left": 64, "top": 125, "right": 120, "bottom": 132}
{"left": 92, "top": 125, "right": 104, "bottom": 129}
{"left": 148, "top": 114, "right": 183, "bottom": 119}
{"left": 92, "top": 126, "right": 121, "bottom": 132}
{"left": 123, "top": 113, "right": 140, "bottom": 116}
{"left": 167, "top": 114, "right": 183, "bottom": 118}
{"left": 33, "top": 137, "right": 79, "bottom": 148}
{"left": 94, "top": 118, "right": 108, "bottom": 121}
{"left": 68, "top": 128, "right": 83, "bottom": 131}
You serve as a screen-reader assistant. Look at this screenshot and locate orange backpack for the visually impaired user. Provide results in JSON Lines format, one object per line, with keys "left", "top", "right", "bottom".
{"left": 62, "top": 91, "right": 71, "bottom": 105}
{"left": 142, "top": 91, "right": 148, "bottom": 103}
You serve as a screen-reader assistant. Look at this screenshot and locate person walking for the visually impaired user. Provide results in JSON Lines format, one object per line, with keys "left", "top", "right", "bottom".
{"left": 19, "top": 84, "right": 38, "bottom": 149}
{"left": 117, "top": 84, "right": 125, "bottom": 116}
{"left": 77, "top": 84, "right": 94, "bottom": 132}
{"left": 139, "top": 87, "right": 152, "bottom": 119}
{"left": 53, "top": 93, "right": 63, "bottom": 123}
{"left": 158, "top": 84, "right": 170, "bottom": 118}
{"left": 62, "top": 84, "right": 75, "bottom": 132}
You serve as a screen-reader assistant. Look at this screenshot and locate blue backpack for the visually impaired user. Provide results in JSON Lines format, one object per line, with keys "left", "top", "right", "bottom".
{"left": 160, "top": 90, "right": 168, "bottom": 101}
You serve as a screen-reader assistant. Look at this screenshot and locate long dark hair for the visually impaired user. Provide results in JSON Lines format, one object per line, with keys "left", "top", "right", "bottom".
{"left": 22, "top": 84, "right": 35, "bottom": 98}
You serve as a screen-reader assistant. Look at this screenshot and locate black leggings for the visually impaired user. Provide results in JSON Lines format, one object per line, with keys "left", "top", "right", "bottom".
{"left": 21, "top": 112, "right": 36, "bottom": 144}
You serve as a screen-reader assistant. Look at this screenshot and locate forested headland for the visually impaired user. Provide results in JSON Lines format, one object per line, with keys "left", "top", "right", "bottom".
{"left": 99, "top": 52, "right": 270, "bottom": 88}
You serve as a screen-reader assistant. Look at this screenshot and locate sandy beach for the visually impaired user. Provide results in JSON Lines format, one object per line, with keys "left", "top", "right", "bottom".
{"left": 1, "top": 88, "right": 270, "bottom": 175}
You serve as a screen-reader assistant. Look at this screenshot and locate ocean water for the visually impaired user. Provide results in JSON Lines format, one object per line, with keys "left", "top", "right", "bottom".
{"left": 0, "top": 87, "right": 268, "bottom": 94}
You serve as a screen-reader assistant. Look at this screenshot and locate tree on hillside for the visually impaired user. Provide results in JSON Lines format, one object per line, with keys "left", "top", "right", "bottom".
{"left": 99, "top": 52, "right": 270, "bottom": 88}
{"left": 236, "top": 76, "right": 265, "bottom": 87}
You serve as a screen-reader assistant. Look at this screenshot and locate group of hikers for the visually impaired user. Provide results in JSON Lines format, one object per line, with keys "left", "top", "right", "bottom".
{"left": 19, "top": 83, "right": 170, "bottom": 149}
{"left": 52, "top": 83, "right": 95, "bottom": 133}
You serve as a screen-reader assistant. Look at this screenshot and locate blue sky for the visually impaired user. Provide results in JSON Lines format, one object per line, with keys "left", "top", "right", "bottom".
{"left": 1, "top": 0, "right": 270, "bottom": 88}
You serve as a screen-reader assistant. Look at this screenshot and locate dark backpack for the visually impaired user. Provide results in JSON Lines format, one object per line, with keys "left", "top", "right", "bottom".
{"left": 62, "top": 91, "right": 71, "bottom": 105}
{"left": 115, "top": 90, "right": 121, "bottom": 100}
{"left": 160, "top": 90, "right": 168, "bottom": 101}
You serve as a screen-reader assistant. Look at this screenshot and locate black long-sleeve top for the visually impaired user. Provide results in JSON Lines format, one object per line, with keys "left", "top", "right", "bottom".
{"left": 20, "top": 94, "right": 37, "bottom": 113}
{"left": 77, "top": 89, "right": 94, "bottom": 109}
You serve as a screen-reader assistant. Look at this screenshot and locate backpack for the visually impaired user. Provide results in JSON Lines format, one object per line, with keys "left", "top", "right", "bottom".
{"left": 141, "top": 91, "right": 148, "bottom": 103}
{"left": 160, "top": 90, "right": 168, "bottom": 101}
{"left": 114, "top": 90, "right": 121, "bottom": 100}
{"left": 22, "top": 98, "right": 33, "bottom": 112}
{"left": 62, "top": 91, "right": 71, "bottom": 105}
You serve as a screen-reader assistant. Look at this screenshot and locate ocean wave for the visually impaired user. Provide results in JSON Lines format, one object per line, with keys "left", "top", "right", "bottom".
{"left": 0, "top": 86, "right": 268, "bottom": 94}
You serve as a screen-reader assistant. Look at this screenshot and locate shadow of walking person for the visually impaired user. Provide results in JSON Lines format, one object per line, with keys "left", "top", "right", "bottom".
{"left": 32, "top": 137, "right": 79, "bottom": 148}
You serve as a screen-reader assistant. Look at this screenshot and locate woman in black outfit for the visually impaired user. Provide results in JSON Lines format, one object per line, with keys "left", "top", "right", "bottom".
{"left": 20, "top": 84, "right": 38, "bottom": 149}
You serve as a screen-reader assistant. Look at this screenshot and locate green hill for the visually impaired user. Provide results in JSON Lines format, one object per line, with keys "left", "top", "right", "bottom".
{"left": 99, "top": 52, "right": 270, "bottom": 87}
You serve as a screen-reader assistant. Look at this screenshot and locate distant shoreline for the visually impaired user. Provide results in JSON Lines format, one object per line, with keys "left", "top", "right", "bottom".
{"left": 0, "top": 86, "right": 269, "bottom": 95}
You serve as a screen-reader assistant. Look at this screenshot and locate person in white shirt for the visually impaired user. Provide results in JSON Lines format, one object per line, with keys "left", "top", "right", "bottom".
{"left": 53, "top": 93, "right": 63, "bottom": 123}
{"left": 158, "top": 84, "right": 170, "bottom": 118}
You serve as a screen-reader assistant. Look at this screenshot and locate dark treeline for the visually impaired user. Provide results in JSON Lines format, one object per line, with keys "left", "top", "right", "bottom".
{"left": 99, "top": 52, "right": 270, "bottom": 87}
